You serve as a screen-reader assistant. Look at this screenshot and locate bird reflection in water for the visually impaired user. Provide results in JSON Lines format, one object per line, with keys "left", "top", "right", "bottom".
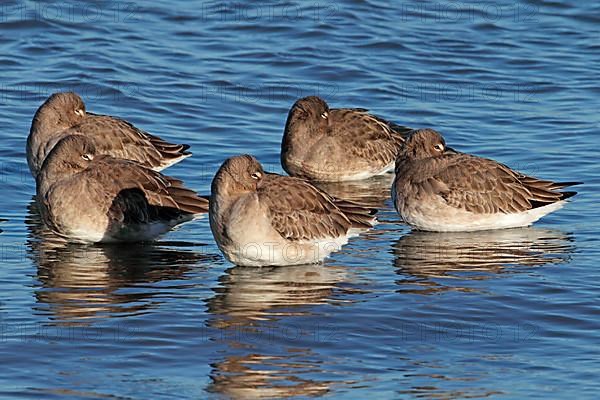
{"left": 313, "top": 173, "right": 394, "bottom": 209}
{"left": 393, "top": 227, "right": 575, "bottom": 294}
{"left": 205, "top": 264, "right": 349, "bottom": 398}
{"left": 25, "top": 199, "right": 218, "bottom": 324}
{"left": 208, "top": 354, "right": 330, "bottom": 399}
{"left": 314, "top": 175, "right": 398, "bottom": 248}
{"left": 207, "top": 264, "right": 348, "bottom": 324}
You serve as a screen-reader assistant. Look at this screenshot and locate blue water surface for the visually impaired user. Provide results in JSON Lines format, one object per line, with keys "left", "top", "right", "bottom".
{"left": 0, "top": 0, "right": 599, "bottom": 398}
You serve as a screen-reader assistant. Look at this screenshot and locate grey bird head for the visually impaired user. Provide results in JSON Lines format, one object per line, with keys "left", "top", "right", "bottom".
{"left": 31, "top": 92, "right": 86, "bottom": 133}
{"left": 40, "top": 135, "right": 97, "bottom": 178}
{"left": 399, "top": 129, "right": 449, "bottom": 160}
{"left": 282, "top": 96, "right": 331, "bottom": 166}
{"left": 284, "top": 96, "right": 330, "bottom": 135}
{"left": 212, "top": 154, "right": 265, "bottom": 196}
{"left": 286, "top": 96, "right": 330, "bottom": 126}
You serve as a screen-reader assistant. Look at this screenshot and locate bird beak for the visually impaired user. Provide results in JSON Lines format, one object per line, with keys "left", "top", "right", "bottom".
{"left": 444, "top": 146, "right": 459, "bottom": 155}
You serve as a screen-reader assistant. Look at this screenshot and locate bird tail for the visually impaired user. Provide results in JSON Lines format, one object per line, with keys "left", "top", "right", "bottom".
{"left": 334, "top": 199, "right": 378, "bottom": 229}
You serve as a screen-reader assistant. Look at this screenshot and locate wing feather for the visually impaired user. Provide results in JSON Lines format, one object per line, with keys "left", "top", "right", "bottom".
{"left": 426, "top": 154, "right": 575, "bottom": 214}
{"left": 258, "top": 174, "right": 375, "bottom": 241}
{"left": 82, "top": 156, "right": 208, "bottom": 224}
{"left": 65, "top": 114, "right": 191, "bottom": 170}
{"left": 332, "top": 108, "right": 412, "bottom": 168}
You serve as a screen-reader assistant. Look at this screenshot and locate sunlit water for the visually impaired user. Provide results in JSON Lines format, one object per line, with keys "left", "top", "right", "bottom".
{"left": 1, "top": 0, "right": 599, "bottom": 398}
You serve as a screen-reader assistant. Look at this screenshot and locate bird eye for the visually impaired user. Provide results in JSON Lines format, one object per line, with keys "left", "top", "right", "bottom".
{"left": 320, "top": 111, "right": 328, "bottom": 119}
{"left": 251, "top": 171, "right": 262, "bottom": 180}
{"left": 434, "top": 143, "right": 444, "bottom": 152}
{"left": 75, "top": 109, "right": 84, "bottom": 117}
{"left": 82, "top": 154, "right": 93, "bottom": 161}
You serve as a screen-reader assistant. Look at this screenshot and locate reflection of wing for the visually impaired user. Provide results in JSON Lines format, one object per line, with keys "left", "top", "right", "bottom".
{"left": 26, "top": 200, "right": 219, "bottom": 323}
{"left": 209, "top": 354, "right": 330, "bottom": 399}
{"left": 393, "top": 228, "right": 574, "bottom": 294}
{"left": 32, "top": 243, "right": 217, "bottom": 323}
{"left": 207, "top": 264, "right": 347, "bottom": 323}
{"left": 314, "top": 173, "right": 394, "bottom": 208}
{"left": 206, "top": 264, "right": 346, "bottom": 398}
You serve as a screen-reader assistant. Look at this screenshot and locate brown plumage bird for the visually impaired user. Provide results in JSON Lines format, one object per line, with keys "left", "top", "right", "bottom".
{"left": 27, "top": 92, "right": 191, "bottom": 178}
{"left": 209, "top": 154, "right": 377, "bottom": 266}
{"left": 392, "top": 128, "right": 580, "bottom": 232}
{"left": 281, "top": 96, "right": 412, "bottom": 182}
{"left": 36, "top": 135, "right": 208, "bottom": 243}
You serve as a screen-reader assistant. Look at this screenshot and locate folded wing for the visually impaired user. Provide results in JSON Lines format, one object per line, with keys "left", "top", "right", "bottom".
{"left": 67, "top": 113, "right": 191, "bottom": 171}
{"left": 427, "top": 154, "right": 578, "bottom": 214}
{"left": 334, "top": 108, "right": 412, "bottom": 166}
{"left": 83, "top": 156, "right": 208, "bottom": 225}
{"left": 258, "top": 174, "right": 376, "bottom": 241}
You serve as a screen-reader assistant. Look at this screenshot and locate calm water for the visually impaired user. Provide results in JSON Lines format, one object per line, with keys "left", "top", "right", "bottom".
{"left": 1, "top": 0, "right": 599, "bottom": 398}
